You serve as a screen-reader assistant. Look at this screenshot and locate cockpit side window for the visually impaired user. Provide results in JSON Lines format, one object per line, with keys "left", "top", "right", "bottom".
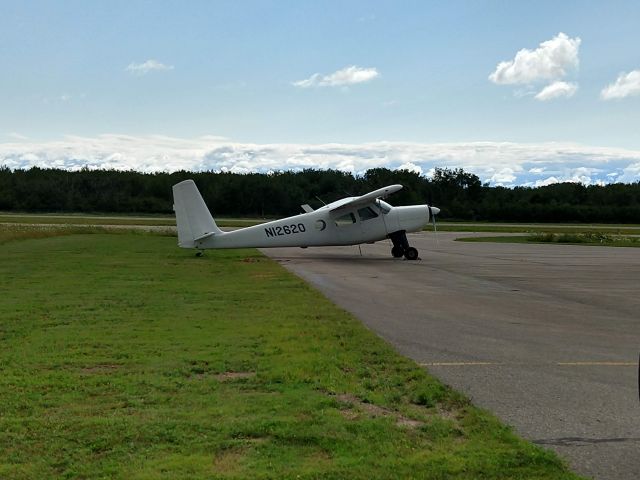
{"left": 335, "top": 212, "right": 357, "bottom": 227}
{"left": 358, "top": 206, "right": 379, "bottom": 221}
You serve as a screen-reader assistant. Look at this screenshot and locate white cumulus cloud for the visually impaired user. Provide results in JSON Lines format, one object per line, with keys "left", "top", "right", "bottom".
{"left": 535, "top": 176, "right": 561, "bottom": 187}
{"left": 293, "top": 65, "right": 379, "bottom": 88}
{"left": 618, "top": 162, "right": 640, "bottom": 183}
{"left": 534, "top": 81, "right": 578, "bottom": 101}
{"left": 489, "top": 33, "right": 581, "bottom": 85}
{"left": 488, "top": 168, "right": 518, "bottom": 186}
{"left": 396, "top": 162, "right": 423, "bottom": 174}
{"left": 126, "top": 59, "right": 174, "bottom": 75}
{"left": 600, "top": 70, "right": 640, "bottom": 100}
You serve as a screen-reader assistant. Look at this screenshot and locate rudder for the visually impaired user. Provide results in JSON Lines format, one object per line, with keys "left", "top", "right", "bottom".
{"left": 172, "top": 180, "right": 222, "bottom": 248}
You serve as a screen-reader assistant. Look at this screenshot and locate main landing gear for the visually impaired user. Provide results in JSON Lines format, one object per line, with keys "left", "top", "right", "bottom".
{"left": 388, "top": 230, "right": 419, "bottom": 260}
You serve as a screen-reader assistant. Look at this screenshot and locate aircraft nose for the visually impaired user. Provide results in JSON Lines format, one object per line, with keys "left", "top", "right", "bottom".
{"left": 430, "top": 206, "right": 440, "bottom": 216}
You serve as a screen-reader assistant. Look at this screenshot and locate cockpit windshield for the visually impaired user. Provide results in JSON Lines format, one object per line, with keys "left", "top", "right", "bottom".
{"left": 376, "top": 200, "right": 392, "bottom": 214}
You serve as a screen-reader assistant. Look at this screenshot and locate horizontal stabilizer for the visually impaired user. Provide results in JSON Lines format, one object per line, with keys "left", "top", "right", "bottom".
{"left": 193, "top": 231, "right": 216, "bottom": 242}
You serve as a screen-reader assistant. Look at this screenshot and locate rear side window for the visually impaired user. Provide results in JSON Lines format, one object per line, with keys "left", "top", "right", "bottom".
{"left": 358, "top": 206, "right": 379, "bottom": 221}
{"left": 335, "top": 212, "right": 356, "bottom": 227}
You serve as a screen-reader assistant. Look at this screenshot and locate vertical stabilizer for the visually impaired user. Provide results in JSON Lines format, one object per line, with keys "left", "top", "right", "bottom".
{"left": 172, "top": 180, "right": 222, "bottom": 248}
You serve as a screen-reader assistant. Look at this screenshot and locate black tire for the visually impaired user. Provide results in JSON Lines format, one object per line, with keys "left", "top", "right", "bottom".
{"left": 391, "top": 246, "right": 404, "bottom": 258}
{"left": 404, "top": 247, "right": 419, "bottom": 260}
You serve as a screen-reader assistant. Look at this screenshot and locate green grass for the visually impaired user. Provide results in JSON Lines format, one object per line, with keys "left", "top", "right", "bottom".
{"left": 4, "top": 213, "right": 640, "bottom": 233}
{"left": 457, "top": 232, "right": 640, "bottom": 247}
{"left": 0, "top": 224, "right": 113, "bottom": 244}
{"left": 0, "top": 213, "right": 264, "bottom": 228}
{"left": 0, "top": 223, "right": 175, "bottom": 245}
{"left": 0, "top": 228, "right": 583, "bottom": 479}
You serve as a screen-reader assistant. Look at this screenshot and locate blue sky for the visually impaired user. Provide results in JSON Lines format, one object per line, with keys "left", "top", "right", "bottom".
{"left": 1, "top": 0, "right": 640, "bottom": 185}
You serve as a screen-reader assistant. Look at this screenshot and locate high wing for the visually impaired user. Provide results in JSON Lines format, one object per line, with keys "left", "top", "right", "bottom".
{"left": 327, "top": 184, "right": 403, "bottom": 212}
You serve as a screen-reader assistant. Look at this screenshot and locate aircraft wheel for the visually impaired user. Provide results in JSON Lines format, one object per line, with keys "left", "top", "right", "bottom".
{"left": 196, "top": 251, "right": 204, "bottom": 257}
{"left": 404, "top": 247, "right": 419, "bottom": 260}
{"left": 391, "top": 246, "right": 404, "bottom": 258}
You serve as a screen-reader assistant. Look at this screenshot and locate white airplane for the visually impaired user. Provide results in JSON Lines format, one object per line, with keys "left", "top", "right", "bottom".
{"left": 172, "top": 179, "right": 440, "bottom": 260}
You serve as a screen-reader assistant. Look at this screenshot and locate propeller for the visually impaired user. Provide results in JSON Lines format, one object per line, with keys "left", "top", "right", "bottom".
{"left": 428, "top": 205, "right": 440, "bottom": 246}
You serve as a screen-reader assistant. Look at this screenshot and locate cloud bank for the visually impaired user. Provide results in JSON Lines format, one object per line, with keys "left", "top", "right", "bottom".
{"left": 293, "top": 66, "right": 379, "bottom": 88}
{"left": 2, "top": 135, "right": 639, "bottom": 186}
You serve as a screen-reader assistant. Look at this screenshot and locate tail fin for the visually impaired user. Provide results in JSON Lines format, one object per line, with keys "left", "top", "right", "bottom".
{"left": 172, "top": 180, "right": 222, "bottom": 248}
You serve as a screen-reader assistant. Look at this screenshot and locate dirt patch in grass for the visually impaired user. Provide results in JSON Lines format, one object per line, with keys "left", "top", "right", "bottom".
{"left": 336, "top": 393, "right": 425, "bottom": 429}
{"left": 396, "top": 418, "right": 425, "bottom": 428}
{"left": 437, "top": 406, "right": 461, "bottom": 422}
{"left": 212, "top": 447, "right": 247, "bottom": 474}
{"left": 250, "top": 272, "right": 277, "bottom": 279}
{"left": 214, "top": 371, "right": 256, "bottom": 381}
{"left": 339, "top": 409, "right": 360, "bottom": 421}
{"left": 80, "top": 363, "right": 122, "bottom": 374}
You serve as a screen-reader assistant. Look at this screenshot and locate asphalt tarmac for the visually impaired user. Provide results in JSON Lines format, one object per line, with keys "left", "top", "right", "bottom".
{"left": 262, "top": 232, "right": 640, "bottom": 480}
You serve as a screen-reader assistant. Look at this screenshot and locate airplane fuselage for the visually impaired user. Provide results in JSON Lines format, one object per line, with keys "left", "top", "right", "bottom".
{"left": 173, "top": 180, "right": 439, "bottom": 259}
{"left": 195, "top": 201, "right": 431, "bottom": 250}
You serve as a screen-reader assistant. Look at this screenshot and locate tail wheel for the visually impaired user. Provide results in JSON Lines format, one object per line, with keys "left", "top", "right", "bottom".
{"left": 404, "top": 247, "right": 419, "bottom": 260}
{"left": 391, "top": 246, "right": 404, "bottom": 258}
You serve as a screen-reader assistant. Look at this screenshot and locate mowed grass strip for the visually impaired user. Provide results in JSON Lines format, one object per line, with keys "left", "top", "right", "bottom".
{"left": 0, "top": 232, "right": 582, "bottom": 479}
{"left": 0, "top": 213, "right": 177, "bottom": 226}
{"left": 5, "top": 212, "right": 640, "bottom": 233}
{"left": 0, "top": 224, "right": 177, "bottom": 247}
{"left": 457, "top": 232, "right": 640, "bottom": 247}
{"left": 435, "top": 223, "right": 640, "bottom": 235}
{"left": 0, "top": 213, "right": 263, "bottom": 228}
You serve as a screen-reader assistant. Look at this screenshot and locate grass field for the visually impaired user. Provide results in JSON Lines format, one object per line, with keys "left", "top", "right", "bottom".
{"left": 0, "top": 213, "right": 262, "bottom": 228}
{"left": 433, "top": 223, "right": 640, "bottom": 235}
{"left": 457, "top": 232, "right": 640, "bottom": 247}
{"left": 3, "top": 212, "right": 640, "bottom": 235}
{"left": 0, "top": 227, "right": 584, "bottom": 479}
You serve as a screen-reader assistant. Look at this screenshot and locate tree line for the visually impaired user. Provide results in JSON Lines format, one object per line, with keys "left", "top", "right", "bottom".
{"left": 0, "top": 166, "right": 639, "bottom": 223}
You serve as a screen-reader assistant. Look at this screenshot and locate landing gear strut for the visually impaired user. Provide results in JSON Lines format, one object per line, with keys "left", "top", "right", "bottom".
{"left": 388, "top": 230, "right": 419, "bottom": 260}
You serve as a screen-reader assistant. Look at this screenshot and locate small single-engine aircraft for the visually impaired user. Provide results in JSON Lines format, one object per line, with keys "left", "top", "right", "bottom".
{"left": 172, "top": 179, "right": 439, "bottom": 260}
